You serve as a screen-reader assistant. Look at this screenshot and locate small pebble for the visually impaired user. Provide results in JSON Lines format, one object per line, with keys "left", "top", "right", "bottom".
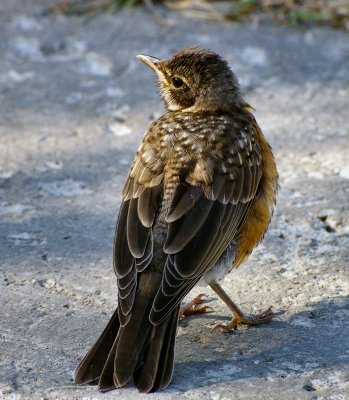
{"left": 339, "top": 165, "right": 349, "bottom": 179}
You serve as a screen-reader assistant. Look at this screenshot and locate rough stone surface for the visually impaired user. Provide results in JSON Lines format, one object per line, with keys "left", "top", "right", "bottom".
{"left": 1, "top": 2, "right": 349, "bottom": 399}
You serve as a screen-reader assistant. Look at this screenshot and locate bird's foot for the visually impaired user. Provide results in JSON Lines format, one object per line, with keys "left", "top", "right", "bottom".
{"left": 180, "top": 294, "right": 213, "bottom": 319}
{"left": 212, "top": 306, "right": 273, "bottom": 333}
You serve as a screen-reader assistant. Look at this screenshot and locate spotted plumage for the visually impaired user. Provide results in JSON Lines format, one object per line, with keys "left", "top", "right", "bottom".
{"left": 74, "top": 46, "right": 278, "bottom": 393}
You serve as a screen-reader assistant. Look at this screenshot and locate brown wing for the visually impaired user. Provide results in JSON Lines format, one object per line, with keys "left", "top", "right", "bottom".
{"left": 149, "top": 136, "right": 263, "bottom": 325}
{"left": 113, "top": 156, "right": 164, "bottom": 326}
{"left": 114, "top": 122, "right": 262, "bottom": 327}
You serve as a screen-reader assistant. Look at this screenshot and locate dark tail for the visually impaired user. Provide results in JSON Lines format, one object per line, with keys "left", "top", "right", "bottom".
{"left": 74, "top": 295, "right": 180, "bottom": 393}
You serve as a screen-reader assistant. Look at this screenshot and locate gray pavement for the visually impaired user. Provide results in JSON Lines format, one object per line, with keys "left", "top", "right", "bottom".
{"left": 1, "top": 2, "right": 349, "bottom": 399}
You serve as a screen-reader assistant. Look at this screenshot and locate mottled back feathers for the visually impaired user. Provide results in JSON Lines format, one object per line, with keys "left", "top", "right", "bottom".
{"left": 114, "top": 109, "right": 263, "bottom": 326}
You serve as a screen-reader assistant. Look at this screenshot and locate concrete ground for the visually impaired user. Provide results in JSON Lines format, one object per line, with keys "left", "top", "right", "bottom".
{"left": 0, "top": 1, "right": 349, "bottom": 399}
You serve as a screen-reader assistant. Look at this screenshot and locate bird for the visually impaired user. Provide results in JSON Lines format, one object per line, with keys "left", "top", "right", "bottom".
{"left": 74, "top": 46, "right": 278, "bottom": 393}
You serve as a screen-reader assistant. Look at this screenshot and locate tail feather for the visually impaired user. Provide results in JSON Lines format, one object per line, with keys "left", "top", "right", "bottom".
{"left": 134, "top": 305, "right": 180, "bottom": 392}
{"left": 113, "top": 295, "right": 153, "bottom": 387}
{"left": 133, "top": 315, "right": 170, "bottom": 392}
{"left": 98, "top": 335, "right": 118, "bottom": 391}
{"left": 74, "top": 296, "right": 179, "bottom": 393}
{"left": 74, "top": 308, "right": 120, "bottom": 385}
{"left": 152, "top": 306, "right": 178, "bottom": 391}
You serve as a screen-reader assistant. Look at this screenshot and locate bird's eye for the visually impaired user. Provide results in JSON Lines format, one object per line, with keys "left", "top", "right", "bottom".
{"left": 171, "top": 76, "right": 184, "bottom": 88}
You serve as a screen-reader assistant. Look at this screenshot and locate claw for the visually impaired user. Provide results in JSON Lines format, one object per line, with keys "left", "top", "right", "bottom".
{"left": 180, "top": 294, "right": 213, "bottom": 319}
{"left": 212, "top": 306, "right": 274, "bottom": 333}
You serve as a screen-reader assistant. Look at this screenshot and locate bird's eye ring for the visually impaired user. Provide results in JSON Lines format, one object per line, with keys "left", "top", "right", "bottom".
{"left": 171, "top": 76, "right": 184, "bottom": 88}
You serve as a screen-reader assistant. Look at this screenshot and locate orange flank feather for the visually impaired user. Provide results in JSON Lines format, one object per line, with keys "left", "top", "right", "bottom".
{"left": 233, "top": 118, "right": 278, "bottom": 268}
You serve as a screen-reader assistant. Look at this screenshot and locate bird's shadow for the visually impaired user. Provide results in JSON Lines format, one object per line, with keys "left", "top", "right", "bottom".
{"left": 165, "top": 296, "right": 349, "bottom": 392}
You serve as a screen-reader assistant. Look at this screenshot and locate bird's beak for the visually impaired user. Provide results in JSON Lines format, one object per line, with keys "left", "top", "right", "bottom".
{"left": 136, "top": 54, "right": 163, "bottom": 76}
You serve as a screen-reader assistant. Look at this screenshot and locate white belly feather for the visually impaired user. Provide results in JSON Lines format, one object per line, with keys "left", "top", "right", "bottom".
{"left": 198, "top": 241, "right": 237, "bottom": 286}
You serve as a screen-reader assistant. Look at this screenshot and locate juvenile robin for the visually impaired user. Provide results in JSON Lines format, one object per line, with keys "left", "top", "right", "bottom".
{"left": 74, "top": 46, "right": 278, "bottom": 393}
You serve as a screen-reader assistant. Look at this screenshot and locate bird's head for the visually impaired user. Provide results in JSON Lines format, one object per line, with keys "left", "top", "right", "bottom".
{"left": 137, "top": 46, "right": 243, "bottom": 113}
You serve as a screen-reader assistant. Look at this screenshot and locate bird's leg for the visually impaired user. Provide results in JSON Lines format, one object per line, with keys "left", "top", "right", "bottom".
{"left": 209, "top": 282, "right": 273, "bottom": 332}
{"left": 179, "top": 294, "right": 212, "bottom": 319}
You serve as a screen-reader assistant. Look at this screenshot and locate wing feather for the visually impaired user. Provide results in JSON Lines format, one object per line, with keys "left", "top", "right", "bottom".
{"left": 127, "top": 198, "right": 151, "bottom": 258}
{"left": 137, "top": 185, "right": 163, "bottom": 228}
{"left": 114, "top": 163, "right": 163, "bottom": 326}
{"left": 113, "top": 200, "right": 134, "bottom": 279}
{"left": 166, "top": 184, "right": 203, "bottom": 223}
{"left": 114, "top": 116, "right": 264, "bottom": 329}
{"left": 150, "top": 135, "right": 263, "bottom": 324}
{"left": 164, "top": 195, "right": 214, "bottom": 254}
